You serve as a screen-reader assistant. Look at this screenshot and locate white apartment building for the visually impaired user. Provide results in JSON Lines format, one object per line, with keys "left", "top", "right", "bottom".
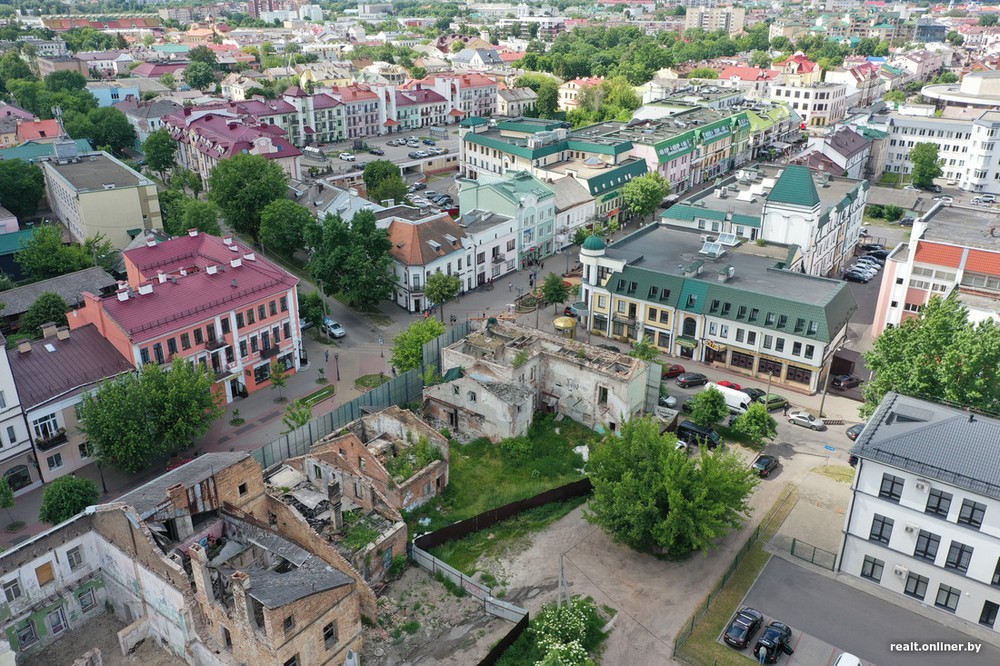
{"left": 841, "top": 393, "right": 1000, "bottom": 635}
{"left": 684, "top": 7, "right": 746, "bottom": 34}
{"left": 0, "top": 335, "right": 35, "bottom": 496}
{"left": 454, "top": 210, "right": 519, "bottom": 289}
{"left": 769, "top": 82, "right": 847, "bottom": 127}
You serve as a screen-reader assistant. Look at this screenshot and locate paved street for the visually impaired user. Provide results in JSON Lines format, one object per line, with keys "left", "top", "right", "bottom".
{"left": 744, "top": 557, "right": 1000, "bottom": 666}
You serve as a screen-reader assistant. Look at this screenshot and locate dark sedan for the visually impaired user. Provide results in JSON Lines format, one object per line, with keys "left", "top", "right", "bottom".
{"left": 866, "top": 249, "right": 890, "bottom": 260}
{"left": 753, "top": 622, "right": 794, "bottom": 663}
{"left": 752, "top": 455, "right": 779, "bottom": 477}
{"left": 723, "top": 607, "right": 763, "bottom": 650}
{"left": 676, "top": 372, "right": 708, "bottom": 388}
{"left": 843, "top": 271, "right": 870, "bottom": 284}
{"left": 681, "top": 396, "right": 696, "bottom": 414}
{"left": 662, "top": 363, "right": 685, "bottom": 378}
{"left": 741, "top": 387, "right": 766, "bottom": 401}
{"left": 846, "top": 423, "right": 866, "bottom": 441}
{"left": 831, "top": 374, "right": 863, "bottom": 390}
{"left": 367, "top": 147, "right": 384, "bottom": 155}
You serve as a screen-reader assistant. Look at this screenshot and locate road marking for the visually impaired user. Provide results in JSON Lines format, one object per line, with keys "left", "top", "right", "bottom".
{"left": 823, "top": 445, "right": 836, "bottom": 452}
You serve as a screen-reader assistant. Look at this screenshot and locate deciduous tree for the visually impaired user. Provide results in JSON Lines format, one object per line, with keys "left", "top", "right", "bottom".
{"left": 424, "top": 272, "right": 462, "bottom": 322}
{"left": 585, "top": 416, "right": 757, "bottom": 556}
{"left": 391, "top": 318, "right": 445, "bottom": 373}
{"left": 15, "top": 225, "right": 91, "bottom": 281}
{"left": 298, "top": 290, "right": 326, "bottom": 335}
{"left": 282, "top": 400, "right": 312, "bottom": 433}
{"left": 260, "top": 199, "right": 312, "bottom": 256}
{"left": 183, "top": 61, "right": 216, "bottom": 89}
{"left": 39, "top": 476, "right": 100, "bottom": 524}
{"left": 19, "top": 292, "right": 69, "bottom": 337}
{"left": 0, "top": 477, "right": 14, "bottom": 526}
{"left": 689, "top": 387, "right": 728, "bottom": 428}
{"left": 909, "top": 143, "right": 943, "bottom": 189}
{"left": 0, "top": 159, "right": 45, "bottom": 219}
{"left": 182, "top": 199, "right": 222, "bottom": 236}
{"left": 306, "top": 209, "right": 394, "bottom": 309}
{"left": 732, "top": 403, "right": 778, "bottom": 451}
{"left": 687, "top": 67, "right": 719, "bottom": 79}
{"left": 143, "top": 129, "right": 177, "bottom": 179}
{"left": 628, "top": 338, "right": 659, "bottom": 362}
{"left": 270, "top": 362, "right": 288, "bottom": 402}
{"left": 622, "top": 172, "right": 671, "bottom": 223}
{"left": 81, "top": 358, "right": 224, "bottom": 473}
{"left": 541, "top": 272, "right": 570, "bottom": 313}
{"left": 187, "top": 45, "right": 218, "bottom": 67}
{"left": 44, "top": 70, "right": 86, "bottom": 93}
{"left": 362, "top": 159, "right": 400, "bottom": 192}
{"left": 208, "top": 154, "right": 287, "bottom": 241}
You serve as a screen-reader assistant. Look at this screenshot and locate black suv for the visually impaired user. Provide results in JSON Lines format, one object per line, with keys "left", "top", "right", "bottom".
{"left": 831, "top": 374, "right": 862, "bottom": 390}
{"left": 724, "top": 607, "right": 763, "bottom": 649}
{"left": 753, "top": 622, "right": 794, "bottom": 663}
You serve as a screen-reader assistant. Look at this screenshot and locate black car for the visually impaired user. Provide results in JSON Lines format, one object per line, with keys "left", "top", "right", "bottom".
{"left": 741, "top": 387, "right": 767, "bottom": 402}
{"left": 681, "top": 396, "right": 697, "bottom": 414}
{"left": 843, "top": 271, "right": 870, "bottom": 284}
{"left": 831, "top": 374, "right": 863, "bottom": 390}
{"left": 752, "top": 455, "right": 779, "bottom": 477}
{"left": 846, "top": 423, "right": 866, "bottom": 441}
{"left": 859, "top": 243, "right": 885, "bottom": 252}
{"left": 866, "top": 249, "right": 890, "bottom": 260}
{"left": 849, "top": 454, "right": 859, "bottom": 467}
{"left": 723, "top": 607, "right": 763, "bottom": 650}
{"left": 753, "top": 622, "right": 794, "bottom": 663}
{"left": 929, "top": 184, "right": 942, "bottom": 193}
{"left": 407, "top": 151, "right": 422, "bottom": 159}
{"left": 409, "top": 182, "right": 427, "bottom": 191}
{"left": 368, "top": 147, "right": 384, "bottom": 155}
{"left": 676, "top": 372, "right": 708, "bottom": 388}
{"left": 899, "top": 217, "right": 915, "bottom": 227}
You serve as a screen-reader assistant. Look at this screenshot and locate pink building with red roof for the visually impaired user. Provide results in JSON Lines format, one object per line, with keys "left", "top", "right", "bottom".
{"left": 773, "top": 53, "right": 821, "bottom": 86}
{"left": 558, "top": 76, "right": 605, "bottom": 111}
{"left": 401, "top": 73, "right": 498, "bottom": 122}
{"left": 327, "top": 84, "right": 381, "bottom": 139}
{"left": 70, "top": 230, "right": 302, "bottom": 403}
{"left": 717, "top": 66, "right": 781, "bottom": 96}
{"left": 164, "top": 108, "right": 302, "bottom": 187}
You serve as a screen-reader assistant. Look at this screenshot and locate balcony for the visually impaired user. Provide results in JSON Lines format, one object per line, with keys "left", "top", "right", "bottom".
{"left": 491, "top": 253, "right": 506, "bottom": 264}
{"left": 261, "top": 346, "right": 280, "bottom": 359}
{"left": 206, "top": 338, "right": 228, "bottom": 352}
{"left": 35, "top": 429, "right": 68, "bottom": 452}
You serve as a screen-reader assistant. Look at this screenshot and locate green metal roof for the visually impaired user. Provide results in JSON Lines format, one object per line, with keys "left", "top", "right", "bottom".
{"left": 582, "top": 234, "right": 606, "bottom": 251}
{"left": 582, "top": 159, "right": 647, "bottom": 196}
{"left": 662, "top": 204, "right": 727, "bottom": 223}
{"left": 566, "top": 139, "right": 633, "bottom": 156}
{"left": 605, "top": 266, "right": 682, "bottom": 309}
{"left": 731, "top": 213, "right": 761, "bottom": 229}
{"left": 459, "top": 116, "right": 489, "bottom": 127}
{"left": 768, "top": 166, "right": 820, "bottom": 208}
{"left": 0, "top": 139, "right": 92, "bottom": 162}
{"left": 496, "top": 118, "right": 564, "bottom": 133}
{"left": 654, "top": 133, "right": 696, "bottom": 163}
{"left": 0, "top": 227, "right": 38, "bottom": 256}
{"left": 464, "top": 132, "right": 560, "bottom": 160}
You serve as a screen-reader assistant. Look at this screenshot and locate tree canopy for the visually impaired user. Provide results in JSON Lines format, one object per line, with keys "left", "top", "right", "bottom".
{"left": 732, "top": 403, "right": 778, "bottom": 451}
{"left": 622, "top": 172, "right": 671, "bottom": 223}
{"left": 541, "top": 272, "right": 570, "bottom": 313}
{"left": 208, "top": 154, "right": 288, "bottom": 241}
{"left": 15, "top": 225, "right": 91, "bottom": 281}
{"left": 515, "top": 73, "right": 560, "bottom": 118}
{"left": 19, "top": 292, "right": 69, "bottom": 338}
{"left": 183, "top": 61, "right": 216, "bottom": 89}
{"left": 0, "top": 159, "right": 45, "bottom": 219}
{"left": 628, "top": 338, "right": 659, "bottom": 362}
{"left": 298, "top": 290, "right": 326, "bottom": 333}
{"left": 689, "top": 387, "right": 728, "bottom": 428}
{"left": 424, "top": 272, "right": 462, "bottom": 321}
{"left": 909, "top": 143, "right": 943, "bottom": 189}
{"left": 143, "top": 129, "right": 177, "bottom": 178}
{"left": 187, "top": 45, "right": 218, "bottom": 67}
{"left": 306, "top": 209, "right": 395, "bottom": 308}
{"left": 39, "top": 476, "right": 100, "bottom": 524}
{"left": 181, "top": 199, "right": 222, "bottom": 236}
{"left": 81, "top": 358, "right": 225, "bottom": 473}
{"left": 585, "top": 416, "right": 757, "bottom": 556}
{"left": 392, "top": 318, "right": 445, "bottom": 373}
{"left": 65, "top": 106, "right": 137, "bottom": 154}
{"left": 260, "top": 199, "right": 312, "bottom": 256}
{"left": 861, "top": 296, "right": 1000, "bottom": 418}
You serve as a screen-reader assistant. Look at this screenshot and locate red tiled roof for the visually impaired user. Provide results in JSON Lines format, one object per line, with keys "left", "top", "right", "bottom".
{"left": 163, "top": 112, "right": 301, "bottom": 161}
{"left": 284, "top": 85, "right": 308, "bottom": 97}
{"left": 109, "top": 233, "right": 298, "bottom": 342}
{"left": 311, "top": 93, "right": 342, "bottom": 109}
{"left": 16, "top": 119, "right": 63, "bottom": 142}
{"left": 913, "top": 241, "right": 965, "bottom": 269}
{"left": 387, "top": 216, "right": 466, "bottom": 266}
{"left": 329, "top": 85, "right": 379, "bottom": 102}
{"left": 498, "top": 51, "right": 525, "bottom": 62}
{"left": 718, "top": 66, "right": 779, "bottom": 81}
{"left": 965, "top": 248, "right": 1000, "bottom": 275}
{"left": 775, "top": 54, "right": 817, "bottom": 73}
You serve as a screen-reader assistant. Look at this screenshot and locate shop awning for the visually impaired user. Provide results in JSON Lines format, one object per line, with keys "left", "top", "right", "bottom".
{"left": 676, "top": 337, "right": 699, "bottom": 349}
{"left": 704, "top": 340, "right": 727, "bottom": 352}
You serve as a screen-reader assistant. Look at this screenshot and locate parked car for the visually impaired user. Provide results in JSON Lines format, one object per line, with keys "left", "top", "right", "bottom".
{"left": 299, "top": 317, "right": 314, "bottom": 330}
{"left": 753, "top": 622, "right": 794, "bottom": 663}
{"left": 849, "top": 454, "right": 859, "bottom": 467}
{"left": 849, "top": 265, "right": 878, "bottom": 279}
{"left": 976, "top": 194, "right": 997, "bottom": 204}
{"left": 741, "top": 387, "right": 766, "bottom": 402}
{"left": 407, "top": 151, "right": 422, "bottom": 159}
{"left": 858, "top": 243, "right": 885, "bottom": 252}
{"left": 407, "top": 140, "right": 420, "bottom": 147}
{"left": 932, "top": 195, "right": 954, "bottom": 203}
{"left": 422, "top": 138, "right": 436, "bottom": 146}
{"left": 758, "top": 393, "right": 789, "bottom": 411}
{"left": 368, "top": 147, "right": 384, "bottom": 155}
{"left": 928, "top": 184, "right": 942, "bottom": 193}
{"left": 899, "top": 217, "right": 915, "bottom": 227}
{"left": 321, "top": 316, "right": 346, "bottom": 338}
{"left": 856, "top": 255, "right": 883, "bottom": 267}
{"left": 723, "top": 607, "right": 764, "bottom": 650}
{"left": 415, "top": 150, "right": 430, "bottom": 158}
{"left": 681, "top": 396, "right": 696, "bottom": 413}
{"left": 865, "top": 249, "right": 890, "bottom": 260}
{"left": 831, "top": 374, "right": 863, "bottom": 390}
{"left": 903, "top": 184, "right": 920, "bottom": 192}
{"left": 946, "top": 179, "right": 958, "bottom": 185}
{"left": 676, "top": 372, "right": 708, "bottom": 388}
{"left": 658, "top": 394, "right": 677, "bottom": 409}
{"left": 843, "top": 271, "right": 870, "bottom": 284}
{"left": 846, "top": 423, "right": 866, "bottom": 441}
{"left": 424, "top": 190, "right": 440, "bottom": 198}
{"left": 788, "top": 411, "right": 827, "bottom": 431}
{"left": 833, "top": 654, "right": 863, "bottom": 666}
{"left": 717, "top": 380, "right": 742, "bottom": 390}
{"left": 662, "top": 363, "right": 685, "bottom": 378}
{"left": 752, "top": 455, "right": 779, "bottom": 477}
{"left": 563, "top": 306, "right": 576, "bottom": 317}
{"left": 338, "top": 152, "right": 355, "bottom": 161}
{"left": 428, "top": 147, "right": 444, "bottom": 156}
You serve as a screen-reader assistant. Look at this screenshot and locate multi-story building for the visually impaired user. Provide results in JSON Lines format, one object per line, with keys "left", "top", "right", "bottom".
{"left": 459, "top": 171, "right": 558, "bottom": 268}
{"left": 716, "top": 66, "right": 781, "bottom": 98}
{"left": 578, "top": 225, "right": 857, "bottom": 393}
{"left": 891, "top": 49, "right": 946, "bottom": 83}
{"left": 329, "top": 84, "right": 381, "bottom": 139}
{"left": 684, "top": 6, "right": 746, "bottom": 35}
{"left": 452, "top": 208, "right": 519, "bottom": 289}
{"left": 42, "top": 151, "right": 161, "bottom": 250}
{"left": 69, "top": 231, "right": 302, "bottom": 404}
{"left": 840, "top": 393, "right": 1000, "bottom": 635}
{"left": 769, "top": 82, "right": 847, "bottom": 128}
{"left": 871, "top": 203, "right": 1000, "bottom": 338}
{"left": 403, "top": 73, "right": 498, "bottom": 121}
{"left": 113, "top": 97, "right": 183, "bottom": 148}
{"left": 662, "top": 164, "right": 868, "bottom": 278}
{"left": 497, "top": 86, "right": 538, "bottom": 118}
{"left": 163, "top": 108, "right": 303, "bottom": 188}
{"left": 0, "top": 333, "right": 35, "bottom": 496}
{"left": 549, "top": 176, "right": 595, "bottom": 248}
{"left": 75, "top": 50, "right": 133, "bottom": 77}
{"left": 806, "top": 126, "right": 871, "bottom": 180}
{"left": 282, "top": 86, "right": 346, "bottom": 145}
{"left": 773, "top": 53, "right": 822, "bottom": 87}
{"left": 922, "top": 70, "right": 1000, "bottom": 110}
{"left": 8, "top": 323, "right": 133, "bottom": 483}
{"left": 34, "top": 55, "right": 89, "bottom": 79}
{"left": 824, "top": 62, "right": 885, "bottom": 108}
{"left": 558, "top": 77, "right": 604, "bottom": 112}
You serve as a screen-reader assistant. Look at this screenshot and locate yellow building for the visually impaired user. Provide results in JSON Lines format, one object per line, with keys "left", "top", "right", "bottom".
{"left": 42, "top": 151, "right": 161, "bottom": 249}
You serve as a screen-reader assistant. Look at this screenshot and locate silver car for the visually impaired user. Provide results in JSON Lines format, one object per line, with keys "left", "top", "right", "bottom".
{"left": 787, "top": 411, "right": 827, "bottom": 431}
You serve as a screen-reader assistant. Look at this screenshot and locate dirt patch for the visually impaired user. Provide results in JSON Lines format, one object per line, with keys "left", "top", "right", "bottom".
{"left": 21, "top": 612, "right": 184, "bottom": 666}
{"left": 361, "top": 567, "right": 514, "bottom": 666}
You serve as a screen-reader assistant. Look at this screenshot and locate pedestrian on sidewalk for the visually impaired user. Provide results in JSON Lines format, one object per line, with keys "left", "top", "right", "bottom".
{"left": 325, "top": 350, "right": 329, "bottom": 363}
{"left": 391, "top": 366, "right": 397, "bottom": 377}
{"left": 782, "top": 403, "right": 790, "bottom": 416}
{"left": 508, "top": 282, "right": 513, "bottom": 292}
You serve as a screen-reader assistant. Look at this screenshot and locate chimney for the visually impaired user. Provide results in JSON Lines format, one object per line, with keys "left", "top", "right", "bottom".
{"left": 180, "top": 268, "right": 188, "bottom": 276}
{"left": 230, "top": 258, "right": 242, "bottom": 269}
{"left": 17, "top": 340, "right": 31, "bottom": 353}
{"left": 327, "top": 481, "right": 343, "bottom": 530}
{"left": 138, "top": 283, "right": 154, "bottom": 295}
{"left": 206, "top": 265, "right": 218, "bottom": 275}
{"left": 40, "top": 322, "right": 58, "bottom": 339}
{"left": 243, "top": 252, "right": 255, "bottom": 261}
{"left": 145, "top": 235, "right": 157, "bottom": 248}
{"left": 56, "top": 326, "right": 70, "bottom": 341}
{"left": 188, "top": 228, "right": 199, "bottom": 237}
{"left": 157, "top": 270, "right": 167, "bottom": 284}
{"left": 117, "top": 288, "right": 129, "bottom": 302}
{"left": 231, "top": 279, "right": 238, "bottom": 288}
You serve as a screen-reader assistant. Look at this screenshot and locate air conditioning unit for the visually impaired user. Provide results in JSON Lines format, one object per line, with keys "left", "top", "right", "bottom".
{"left": 914, "top": 479, "right": 929, "bottom": 493}
{"left": 904, "top": 523, "right": 919, "bottom": 534}
{"left": 894, "top": 565, "right": 908, "bottom": 578}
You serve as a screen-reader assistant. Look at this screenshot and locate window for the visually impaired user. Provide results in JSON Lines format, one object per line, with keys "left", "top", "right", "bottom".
{"left": 598, "top": 386, "right": 609, "bottom": 406}
{"left": 239, "top": 483, "right": 248, "bottom": 496}
{"left": 0, "top": 390, "right": 5, "bottom": 409}
{"left": 283, "top": 615, "right": 295, "bottom": 634}
{"left": 258, "top": 305, "right": 266, "bottom": 321}
{"left": 805, "top": 344, "right": 814, "bottom": 359}
{"left": 35, "top": 562, "right": 54, "bottom": 586}
{"left": 254, "top": 363, "right": 270, "bottom": 384}
{"left": 879, "top": 473, "right": 904, "bottom": 502}
{"left": 221, "top": 318, "right": 231, "bottom": 335}
{"left": 925, "top": 489, "right": 952, "bottom": 517}
{"left": 749, "top": 308, "right": 758, "bottom": 322}
{"left": 16, "top": 621, "right": 37, "bottom": 648}
{"left": 280, "top": 296, "right": 288, "bottom": 312}
{"left": 194, "top": 328, "right": 204, "bottom": 345}
{"left": 153, "top": 342, "right": 164, "bottom": 364}
{"left": 860, "top": 555, "right": 884, "bottom": 582}
{"left": 981, "top": 601, "right": 1000, "bottom": 628}
{"left": 747, "top": 332, "right": 756, "bottom": 346}
{"left": 935, "top": 584, "right": 960, "bottom": 612}
{"left": 736, "top": 329, "right": 744, "bottom": 343}
{"left": 913, "top": 530, "right": 940, "bottom": 562}
{"left": 67, "top": 546, "right": 84, "bottom": 571}
{"left": 323, "top": 621, "right": 338, "bottom": 649}
{"left": 468, "top": 391, "right": 477, "bottom": 402}
{"left": 236, "top": 312, "right": 245, "bottom": 328}
{"left": 959, "top": 499, "right": 986, "bottom": 528}
{"left": 283, "top": 656, "right": 299, "bottom": 666}
{"left": 946, "top": 542, "right": 974, "bottom": 573}
{"left": 763, "top": 335, "right": 773, "bottom": 349}
{"left": 180, "top": 333, "right": 191, "bottom": 350}
{"left": 269, "top": 300, "right": 277, "bottom": 317}
{"left": 904, "top": 572, "right": 929, "bottom": 600}
{"left": 167, "top": 338, "right": 178, "bottom": 355}
{"left": 79, "top": 442, "right": 92, "bottom": 459}
{"left": 869, "top": 514, "right": 893, "bottom": 544}
{"left": 48, "top": 607, "right": 67, "bottom": 634}
{"left": 3, "top": 579, "right": 21, "bottom": 602}
{"left": 32, "top": 413, "right": 59, "bottom": 439}
{"left": 775, "top": 338, "right": 785, "bottom": 353}
{"left": 78, "top": 588, "right": 96, "bottom": 611}
{"left": 46, "top": 453, "right": 63, "bottom": 470}
{"left": 6, "top": 425, "right": 16, "bottom": 446}
{"left": 247, "top": 309, "right": 256, "bottom": 325}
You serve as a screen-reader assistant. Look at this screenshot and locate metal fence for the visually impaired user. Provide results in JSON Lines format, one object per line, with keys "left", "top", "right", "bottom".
{"left": 252, "top": 321, "right": 469, "bottom": 468}
{"left": 790, "top": 538, "right": 837, "bottom": 571}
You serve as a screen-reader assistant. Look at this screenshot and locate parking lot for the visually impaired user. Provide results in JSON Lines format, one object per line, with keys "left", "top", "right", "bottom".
{"left": 738, "top": 557, "right": 1000, "bottom": 666}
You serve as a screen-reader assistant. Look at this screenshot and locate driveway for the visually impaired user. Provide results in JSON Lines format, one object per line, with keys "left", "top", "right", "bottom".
{"left": 744, "top": 557, "right": 1000, "bottom": 666}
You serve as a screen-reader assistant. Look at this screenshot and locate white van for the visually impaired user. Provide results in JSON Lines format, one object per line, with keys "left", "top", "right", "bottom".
{"left": 705, "top": 382, "right": 752, "bottom": 415}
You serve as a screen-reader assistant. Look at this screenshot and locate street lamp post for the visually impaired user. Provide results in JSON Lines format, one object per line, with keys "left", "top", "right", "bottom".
{"left": 334, "top": 353, "right": 340, "bottom": 382}
{"left": 817, "top": 343, "right": 844, "bottom": 418}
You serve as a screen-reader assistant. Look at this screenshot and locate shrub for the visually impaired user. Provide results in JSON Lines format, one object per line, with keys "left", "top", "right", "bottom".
{"left": 866, "top": 204, "right": 884, "bottom": 219}
{"left": 882, "top": 204, "right": 904, "bottom": 221}
{"left": 500, "top": 436, "right": 533, "bottom": 463}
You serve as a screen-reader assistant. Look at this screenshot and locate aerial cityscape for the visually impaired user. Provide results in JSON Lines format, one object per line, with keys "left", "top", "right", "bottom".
{"left": 0, "top": 0, "right": 999, "bottom": 664}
